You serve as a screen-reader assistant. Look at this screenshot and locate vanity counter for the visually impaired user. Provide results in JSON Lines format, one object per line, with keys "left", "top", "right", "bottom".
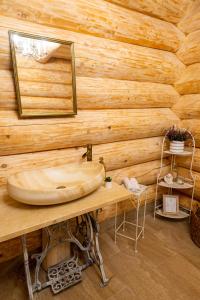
{"left": 0, "top": 182, "right": 132, "bottom": 243}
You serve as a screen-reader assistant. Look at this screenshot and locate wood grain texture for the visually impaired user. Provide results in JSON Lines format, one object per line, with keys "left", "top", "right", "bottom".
{"left": 179, "top": 194, "right": 200, "bottom": 210}
{"left": 19, "top": 81, "right": 72, "bottom": 98}
{"left": 0, "top": 137, "right": 164, "bottom": 186}
{"left": 0, "top": 183, "right": 159, "bottom": 263}
{"left": 106, "top": 0, "right": 192, "bottom": 23}
{"left": 175, "top": 63, "right": 200, "bottom": 95}
{"left": 182, "top": 119, "right": 200, "bottom": 148}
{"left": 77, "top": 78, "right": 180, "bottom": 109}
{"left": 19, "top": 97, "right": 73, "bottom": 110}
{"left": 0, "top": 0, "right": 184, "bottom": 52}
{"left": 0, "top": 17, "right": 185, "bottom": 84}
{"left": 178, "top": 0, "right": 200, "bottom": 34}
{"left": 15, "top": 56, "right": 71, "bottom": 72}
{"left": 177, "top": 147, "right": 200, "bottom": 173}
{"left": 177, "top": 30, "right": 200, "bottom": 65}
{"left": 17, "top": 67, "right": 72, "bottom": 85}
{"left": 0, "top": 109, "right": 179, "bottom": 156}
{"left": 0, "top": 231, "right": 41, "bottom": 263}
{"left": 107, "top": 159, "right": 170, "bottom": 186}
{"left": 178, "top": 167, "right": 200, "bottom": 201}
{"left": 172, "top": 94, "right": 200, "bottom": 119}
{"left": 0, "top": 183, "right": 133, "bottom": 243}
{"left": 0, "top": 71, "right": 180, "bottom": 110}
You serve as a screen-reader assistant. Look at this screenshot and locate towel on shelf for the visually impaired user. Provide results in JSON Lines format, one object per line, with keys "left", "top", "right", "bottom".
{"left": 122, "top": 177, "right": 140, "bottom": 192}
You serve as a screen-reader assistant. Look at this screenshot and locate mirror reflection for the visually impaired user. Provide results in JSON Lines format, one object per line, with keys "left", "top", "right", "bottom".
{"left": 9, "top": 31, "right": 77, "bottom": 117}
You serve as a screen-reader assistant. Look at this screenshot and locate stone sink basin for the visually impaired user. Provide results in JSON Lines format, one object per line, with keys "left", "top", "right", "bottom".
{"left": 7, "top": 162, "right": 105, "bottom": 205}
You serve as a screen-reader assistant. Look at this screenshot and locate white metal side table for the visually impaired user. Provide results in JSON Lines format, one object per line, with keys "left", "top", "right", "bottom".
{"left": 114, "top": 185, "right": 147, "bottom": 253}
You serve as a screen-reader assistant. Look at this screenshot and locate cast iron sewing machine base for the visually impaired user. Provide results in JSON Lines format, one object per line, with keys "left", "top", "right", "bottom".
{"left": 21, "top": 212, "right": 109, "bottom": 300}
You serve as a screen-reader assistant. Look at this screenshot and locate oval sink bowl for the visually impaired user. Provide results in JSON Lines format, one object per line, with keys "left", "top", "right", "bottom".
{"left": 7, "top": 162, "right": 105, "bottom": 205}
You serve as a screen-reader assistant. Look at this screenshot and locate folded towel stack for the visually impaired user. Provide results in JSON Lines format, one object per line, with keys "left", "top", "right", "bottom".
{"left": 122, "top": 177, "right": 140, "bottom": 192}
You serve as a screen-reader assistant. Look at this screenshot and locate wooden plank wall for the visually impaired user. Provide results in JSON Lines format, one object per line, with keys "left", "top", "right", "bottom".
{"left": 172, "top": 0, "right": 200, "bottom": 201}
{"left": 0, "top": 0, "right": 191, "bottom": 262}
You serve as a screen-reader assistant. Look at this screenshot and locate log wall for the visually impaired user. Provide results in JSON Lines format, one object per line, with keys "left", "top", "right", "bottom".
{"left": 0, "top": 0, "right": 190, "bottom": 262}
{"left": 172, "top": 0, "right": 200, "bottom": 202}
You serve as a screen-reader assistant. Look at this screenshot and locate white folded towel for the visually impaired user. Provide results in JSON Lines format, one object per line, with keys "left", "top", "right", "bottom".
{"left": 130, "top": 177, "right": 140, "bottom": 190}
{"left": 123, "top": 177, "right": 132, "bottom": 190}
{"left": 122, "top": 177, "right": 140, "bottom": 192}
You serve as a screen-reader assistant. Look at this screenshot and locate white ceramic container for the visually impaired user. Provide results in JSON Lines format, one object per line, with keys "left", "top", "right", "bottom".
{"left": 170, "top": 141, "right": 184, "bottom": 153}
{"left": 105, "top": 181, "right": 112, "bottom": 189}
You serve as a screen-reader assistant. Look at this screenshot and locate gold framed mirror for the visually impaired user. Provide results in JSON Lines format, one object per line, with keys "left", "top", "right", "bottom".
{"left": 9, "top": 31, "right": 77, "bottom": 118}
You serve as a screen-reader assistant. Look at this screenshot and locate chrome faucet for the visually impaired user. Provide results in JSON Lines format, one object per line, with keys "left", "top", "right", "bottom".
{"left": 82, "top": 144, "right": 92, "bottom": 161}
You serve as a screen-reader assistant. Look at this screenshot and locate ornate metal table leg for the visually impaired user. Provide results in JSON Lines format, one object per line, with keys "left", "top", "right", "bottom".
{"left": 86, "top": 213, "right": 110, "bottom": 286}
{"left": 21, "top": 235, "right": 34, "bottom": 300}
{"left": 31, "top": 227, "right": 51, "bottom": 291}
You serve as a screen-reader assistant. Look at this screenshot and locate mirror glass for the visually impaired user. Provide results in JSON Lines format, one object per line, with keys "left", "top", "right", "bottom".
{"left": 9, "top": 31, "right": 77, "bottom": 117}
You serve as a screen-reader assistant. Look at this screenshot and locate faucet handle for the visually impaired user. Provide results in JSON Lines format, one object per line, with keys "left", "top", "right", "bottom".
{"left": 99, "top": 157, "right": 104, "bottom": 164}
{"left": 82, "top": 144, "right": 92, "bottom": 161}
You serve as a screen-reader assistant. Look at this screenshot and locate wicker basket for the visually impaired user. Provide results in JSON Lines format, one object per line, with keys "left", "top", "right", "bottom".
{"left": 190, "top": 207, "right": 200, "bottom": 248}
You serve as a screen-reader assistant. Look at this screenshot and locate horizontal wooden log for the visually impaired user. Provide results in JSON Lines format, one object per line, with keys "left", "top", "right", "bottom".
{"left": 16, "top": 56, "right": 71, "bottom": 72}
{"left": 0, "top": 109, "right": 180, "bottom": 156}
{"left": 0, "top": 230, "right": 41, "bottom": 263}
{"left": 182, "top": 119, "right": 200, "bottom": 148}
{"left": 178, "top": 0, "right": 200, "bottom": 34}
{"left": 0, "top": 17, "right": 185, "bottom": 84}
{"left": 0, "top": 0, "right": 184, "bottom": 52}
{"left": 19, "top": 81, "right": 72, "bottom": 98}
{"left": 175, "top": 64, "right": 200, "bottom": 95}
{"left": 0, "top": 70, "right": 16, "bottom": 110}
{"left": 177, "top": 147, "right": 200, "bottom": 173}
{"left": 178, "top": 194, "right": 200, "bottom": 210}
{"left": 20, "top": 97, "right": 72, "bottom": 110}
{"left": 77, "top": 77, "right": 179, "bottom": 109}
{"left": 107, "top": 159, "right": 170, "bottom": 186}
{"left": 21, "top": 108, "right": 74, "bottom": 116}
{"left": 0, "top": 137, "right": 164, "bottom": 186}
{"left": 17, "top": 67, "right": 72, "bottom": 85}
{"left": 177, "top": 30, "right": 200, "bottom": 65}
{"left": 178, "top": 167, "right": 200, "bottom": 201}
{"left": 0, "top": 71, "right": 180, "bottom": 111}
{"left": 0, "top": 70, "right": 14, "bottom": 92}
{"left": 106, "top": 0, "right": 192, "bottom": 23}
{"left": 172, "top": 94, "right": 200, "bottom": 119}
{"left": 0, "top": 93, "right": 15, "bottom": 111}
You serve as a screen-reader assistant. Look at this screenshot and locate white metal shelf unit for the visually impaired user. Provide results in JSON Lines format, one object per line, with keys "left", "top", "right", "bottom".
{"left": 115, "top": 185, "right": 147, "bottom": 253}
{"left": 154, "top": 130, "right": 196, "bottom": 220}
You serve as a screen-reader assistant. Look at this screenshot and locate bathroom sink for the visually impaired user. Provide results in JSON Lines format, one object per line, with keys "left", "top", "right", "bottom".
{"left": 7, "top": 162, "right": 105, "bottom": 205}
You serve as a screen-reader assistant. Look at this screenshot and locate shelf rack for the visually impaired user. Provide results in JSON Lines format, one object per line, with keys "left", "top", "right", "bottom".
{"left": 114, "top": 185, "right": 147, "bottom": 253}
{"left": 154, "top": 130, "right": 196, "bottom": 220}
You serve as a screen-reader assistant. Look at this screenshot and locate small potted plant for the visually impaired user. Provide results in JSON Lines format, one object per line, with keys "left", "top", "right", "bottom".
{"left": 166, "top": 125, "right": 189, "bottom": 153}
{"left": 105, "top": 176, "right": 112, "bottom": 189}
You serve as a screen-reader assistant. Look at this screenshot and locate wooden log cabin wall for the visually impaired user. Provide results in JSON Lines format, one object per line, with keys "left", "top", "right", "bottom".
{"left": 172, "top": 0, "right": 200, "bottom": 203}
{"left": 0, "top": 0, "right": 197, "bottom": 262}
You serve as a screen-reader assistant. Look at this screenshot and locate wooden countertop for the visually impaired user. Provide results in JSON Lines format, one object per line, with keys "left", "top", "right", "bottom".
{"left": 0, "top": 183, "right": 132, "bottom": 243}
